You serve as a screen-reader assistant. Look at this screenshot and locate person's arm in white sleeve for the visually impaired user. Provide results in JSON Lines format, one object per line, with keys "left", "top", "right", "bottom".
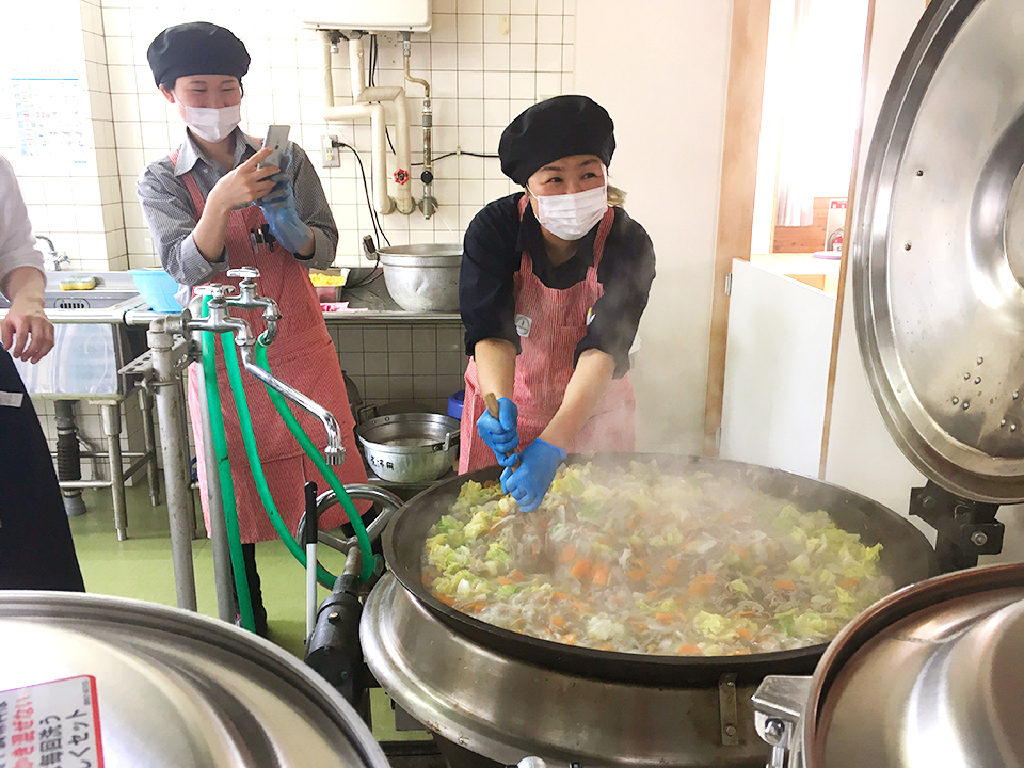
{"left": 0, "top": 155, "right": 53, "bottom": 363}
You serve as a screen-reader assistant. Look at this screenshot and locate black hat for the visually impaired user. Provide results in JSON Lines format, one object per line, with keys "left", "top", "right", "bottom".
{"left": 147, "top": 22, "right": 251, "bottom": 88}
{"left": 498, "top": 95, "right": 615, "bottom": 186}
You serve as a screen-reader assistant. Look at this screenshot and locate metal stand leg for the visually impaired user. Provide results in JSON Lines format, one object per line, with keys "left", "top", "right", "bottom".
{"left": 148, "top": 317, "right": 197, "bottom": 611}
{"left": 138, "top": 387, "right": 161, "bottom": 507}
{"left": 101, "top": 402, "right": 127, "bottom": 542}
{"left": 194, "top": 351, "right": 235, "bottom": 622}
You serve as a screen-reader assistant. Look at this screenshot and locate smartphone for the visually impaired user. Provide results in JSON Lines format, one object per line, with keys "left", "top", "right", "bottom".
{"left": 259, "top": 124, "right": 290, "bottom": 170}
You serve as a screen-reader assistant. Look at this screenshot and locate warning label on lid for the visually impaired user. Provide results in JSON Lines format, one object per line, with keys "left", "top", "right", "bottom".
{"left": 0, "top": 676, "right": 104, "bottom": 768}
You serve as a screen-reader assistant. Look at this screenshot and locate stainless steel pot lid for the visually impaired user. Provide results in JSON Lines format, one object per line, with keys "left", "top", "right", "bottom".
{"left": 853, "top": 0, "right": 1024, "bottom": 502}
{"left": 0, "top": 592, "right": 389, "bottom": 768}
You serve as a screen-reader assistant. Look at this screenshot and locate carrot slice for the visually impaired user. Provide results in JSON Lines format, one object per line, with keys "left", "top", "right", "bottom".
{"left": 838, "top": 577, "right": 859, "bottom": 590}
{"left": 773, "top": 579, "right": 797, "bottom": 591}
{"left": 735, "top": 626, "right": 753, "bottom": 640}
{"left": 677, "top": 644, "right": 701, "bottom": 655}
{"left": 592, "top": 563, "right": 611, "bottom": 586}
{"left": 571, "top": 558, "right": 593, "bottom": 581}
{"left": 655, "top": 612, "right": 675, "bottom": 624}
{"left": 436, "top": 594, "right": 456, "bottom": 607}
{"left": 626, "top": 569, "right": 646, "bottom": 582}
{"left": 654, "top": 573, "right": 674, "bottom": 587}
{"left": 688, "top": 573, "right": 717, "bottom": 596}
{"left": 552, "top": 614, "right": 566, "bottom": 628}
{"left": 510, "top": 569, "right": 526, "bottom": 581}
{"left": 561, "top": 634, "right": 577, "bottom": 645}
{"left": 729, "top": 544, "right": 750, "bottom": 557}
{"left": 552, "top": 591, "right": 573, "bottom": 601}
{"left": 573, "top": 599, "right": 594, "bottom": 614}
{"left": 497, "top": 576, "right": 514, "bottom": 586}
{"left": 663, "top": 557, "right": 680, "bottom": 574}
{"left": 559, "top": 544, "right": 577, "bottom": 563}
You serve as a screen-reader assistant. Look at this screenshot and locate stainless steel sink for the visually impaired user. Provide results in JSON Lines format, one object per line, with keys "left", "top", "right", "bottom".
{"left": 0, "top": 289, "right": 141, "bottom": 310}
{"left": 0, "top": 273, "right": 149, "bottom": 396}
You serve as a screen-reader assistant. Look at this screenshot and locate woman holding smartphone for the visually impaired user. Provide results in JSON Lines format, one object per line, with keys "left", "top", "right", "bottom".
{"left": 137, "top": 21, "right": 367, "bottom": 637}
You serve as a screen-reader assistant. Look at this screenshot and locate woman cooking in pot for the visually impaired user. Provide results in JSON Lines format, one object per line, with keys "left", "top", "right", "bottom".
{"left": 137, "top": 22, "right": 367, "bottom": 636}
{"left": 460, "top": 95, "right": 656, "bottom": 512}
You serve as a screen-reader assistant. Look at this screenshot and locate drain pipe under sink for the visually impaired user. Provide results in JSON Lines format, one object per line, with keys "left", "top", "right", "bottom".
{"left": 54, "top": 399, "right": 87, "bottom": 517}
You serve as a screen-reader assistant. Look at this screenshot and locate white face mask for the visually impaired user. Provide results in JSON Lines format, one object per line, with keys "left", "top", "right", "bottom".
{"left": 184, "top": 104, "right": 241, "bottom": 143}
{"left": 528, "top": 182, "right": 609, "bottom": 241}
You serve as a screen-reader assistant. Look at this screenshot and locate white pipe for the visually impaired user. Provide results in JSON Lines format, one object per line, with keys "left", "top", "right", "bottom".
{"left": 319, "top": 35, "right": 414, "bottom": 215}
{"left": 323, "top": 102, "right": 394, "bottom": 214}
{"left": 320, "top": 31, "right": 335, "bottom": 109}
{"left": 359, "top": 87, "right": 414, "bottom": 214}
{"left": 348, "top": 37, "right": 365, "bottom": 107}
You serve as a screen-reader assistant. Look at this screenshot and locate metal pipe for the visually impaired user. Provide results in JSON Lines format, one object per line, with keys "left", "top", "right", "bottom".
{"left": 147, "top": 316, "right": 198, "bottom": 612}
{"left": 138, "top": 387, "right": 161, "bottom": 506}
{"left": 100, "top": 402, "right": 127, "bottom": 541}
{"left": 191, "top": 331, "right": 235, "bottom": 621}
{"left": 238, "top": 344, "right": 344, "bottom": 465}
{"left": 401, "top": 33, "right": 435, "bottom": 219}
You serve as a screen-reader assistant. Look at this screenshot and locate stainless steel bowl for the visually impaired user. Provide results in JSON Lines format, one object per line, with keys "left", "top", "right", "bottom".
{"left": 376, "top": 243, "right": 462, "bottom": 312}
{"left": 356, "top": 412, "right": 460, "bottom": 483}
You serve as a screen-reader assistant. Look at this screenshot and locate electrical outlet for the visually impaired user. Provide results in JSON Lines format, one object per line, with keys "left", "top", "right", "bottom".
{"left": 321, "top": 134, "right": 340, "bottom": 168}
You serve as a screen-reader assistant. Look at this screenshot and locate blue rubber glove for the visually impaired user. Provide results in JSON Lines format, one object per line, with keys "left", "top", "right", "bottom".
{"left": 476, "top": 397, "right": 519, "bottom": 467}
{"left": 257, "top": 154, "right": 313, "bottom": 254}
{"left": 505, "top": 438, "right": 567, "bottom": 512}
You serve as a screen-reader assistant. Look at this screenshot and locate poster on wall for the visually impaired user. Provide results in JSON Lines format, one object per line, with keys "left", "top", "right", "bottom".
{"left": 10, "top": 67, "right": 87, "bottom": 165}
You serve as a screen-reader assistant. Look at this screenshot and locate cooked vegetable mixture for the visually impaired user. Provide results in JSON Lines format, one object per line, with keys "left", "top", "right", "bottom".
{"left": 422, "top": 461, "right": 890, "bottom": 656}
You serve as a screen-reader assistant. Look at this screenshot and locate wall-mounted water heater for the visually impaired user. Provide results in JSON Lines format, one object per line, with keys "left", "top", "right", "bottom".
{"left": 301, "top": 0, "right": 432, "bottom": 33}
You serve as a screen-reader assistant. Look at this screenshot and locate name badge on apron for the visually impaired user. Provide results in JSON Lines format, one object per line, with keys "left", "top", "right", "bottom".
{"left": 0, "top": 391, "right": 24, "bottom": 408}
{"left": 515, "top": 314, "right": 532, "bottom": 337}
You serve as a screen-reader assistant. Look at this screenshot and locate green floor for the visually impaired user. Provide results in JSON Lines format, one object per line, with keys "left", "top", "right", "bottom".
{"left": 68, "top": 482, "right": 423, "bottom": 741}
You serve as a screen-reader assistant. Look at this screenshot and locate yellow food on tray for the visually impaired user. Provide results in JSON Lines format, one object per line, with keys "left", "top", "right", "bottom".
{"left": 422, "top": 461, "right": 891, "bottom": 657}
{"left": 309, "top": 272, "right": 348, "bottom": 286}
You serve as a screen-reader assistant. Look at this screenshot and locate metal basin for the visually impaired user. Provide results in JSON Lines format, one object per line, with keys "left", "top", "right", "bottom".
{"left": 376, "top": 243, "right": 461, "bottom": 312}
{"left": 356, "top": 412, "right": 460, "bottom": 482}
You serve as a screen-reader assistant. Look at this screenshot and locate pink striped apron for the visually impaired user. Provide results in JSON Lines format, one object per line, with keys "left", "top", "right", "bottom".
{"left": 460, "top": 195, "right": 636, "bottom": 473}
{"left": 173, "top": 148, "right": 368, "bottom": 543}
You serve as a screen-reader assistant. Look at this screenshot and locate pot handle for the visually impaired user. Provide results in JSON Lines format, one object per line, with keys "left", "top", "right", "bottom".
{"left": 440, "top": 429, "right": 460, "bottom": 452}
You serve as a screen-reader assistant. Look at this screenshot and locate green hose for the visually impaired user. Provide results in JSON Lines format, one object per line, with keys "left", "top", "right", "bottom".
{"left": 253, "top": 341, "right": 374, "bottom": 582}
{"left": 200, "top": 293, "right": 374, "bottom": 601}
{"left": 201, "top": 325, "right": 256, "bottom": 633}
{"left": 219, "top": 330, "right": 342, "bottom": 587}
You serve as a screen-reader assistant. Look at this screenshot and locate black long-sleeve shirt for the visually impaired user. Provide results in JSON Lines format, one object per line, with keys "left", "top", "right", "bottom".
{"left": 460, "top": 193, "right": 656, "bottom": 378}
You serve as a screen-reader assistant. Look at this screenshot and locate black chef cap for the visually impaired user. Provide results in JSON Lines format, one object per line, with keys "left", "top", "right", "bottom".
{"left": 498, "top": 95, "right": 615, "bottom": 186}
{"left": 147, "top": 22, "right": 250, "bottom": 89}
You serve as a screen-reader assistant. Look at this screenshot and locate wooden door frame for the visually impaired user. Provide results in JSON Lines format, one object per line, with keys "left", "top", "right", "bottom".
{"left": 703, "top": 0, "right": 878, "bottom": 477}
{"left": 702, "top": 0, "right": 772, "bottom": 457}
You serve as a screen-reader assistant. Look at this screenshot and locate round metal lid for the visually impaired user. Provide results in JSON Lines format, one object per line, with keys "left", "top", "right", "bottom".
{"left": 853, "top": 0, "right": 1024, "bottom": 502}
{"left": 0, "top": 592, "right": 389, "bottom": 768}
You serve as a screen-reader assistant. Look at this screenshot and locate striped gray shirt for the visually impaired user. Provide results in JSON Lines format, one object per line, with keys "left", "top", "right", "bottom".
{"left": 136, "top": 127, "right": 338, "bottom": 295}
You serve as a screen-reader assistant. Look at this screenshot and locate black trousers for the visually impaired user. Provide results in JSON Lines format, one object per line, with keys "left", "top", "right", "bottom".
{"left": 0, "top": 348, "right": 85, "bottom": 591}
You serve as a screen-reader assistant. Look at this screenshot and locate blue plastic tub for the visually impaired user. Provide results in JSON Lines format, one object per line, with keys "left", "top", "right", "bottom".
{"left": 129, "top": 268, "right": 181, "bottom": 313}
{"left": 447, "top": 389, "right": 465, "bottom": 421}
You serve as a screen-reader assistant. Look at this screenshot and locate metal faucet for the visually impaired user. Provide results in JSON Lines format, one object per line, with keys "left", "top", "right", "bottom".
{"left": 37, "top": 236, "right": 68, "bottom": 271}
{"left": 226, "top": 268, "right": 282, "bottom": 346}
{"left": 186, "top": 276, "right": 345, "bottom": 466}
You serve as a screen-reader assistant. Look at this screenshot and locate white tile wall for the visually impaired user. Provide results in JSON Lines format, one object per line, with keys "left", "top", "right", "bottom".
{"left": 2, "top": 0, "right": 576, "bottom": 269}
{"left": 0, "top": 0, "right": 129, "bottom": 271}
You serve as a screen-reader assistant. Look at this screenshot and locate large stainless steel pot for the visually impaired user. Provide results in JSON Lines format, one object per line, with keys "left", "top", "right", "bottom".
{"left": 375, "top": 243, "right": 461, "bottom": 312}
{"left": 752, "top": 563, "right": 1024, "bottom": 768}
{"left": 0, "top": 592, "right": 389, "bottom": 768}
{"left": 356, "top": 412, "right": 460, "bottom": 482}
{"left": 362, "top": 453, "right": 938, "bottom": 767}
